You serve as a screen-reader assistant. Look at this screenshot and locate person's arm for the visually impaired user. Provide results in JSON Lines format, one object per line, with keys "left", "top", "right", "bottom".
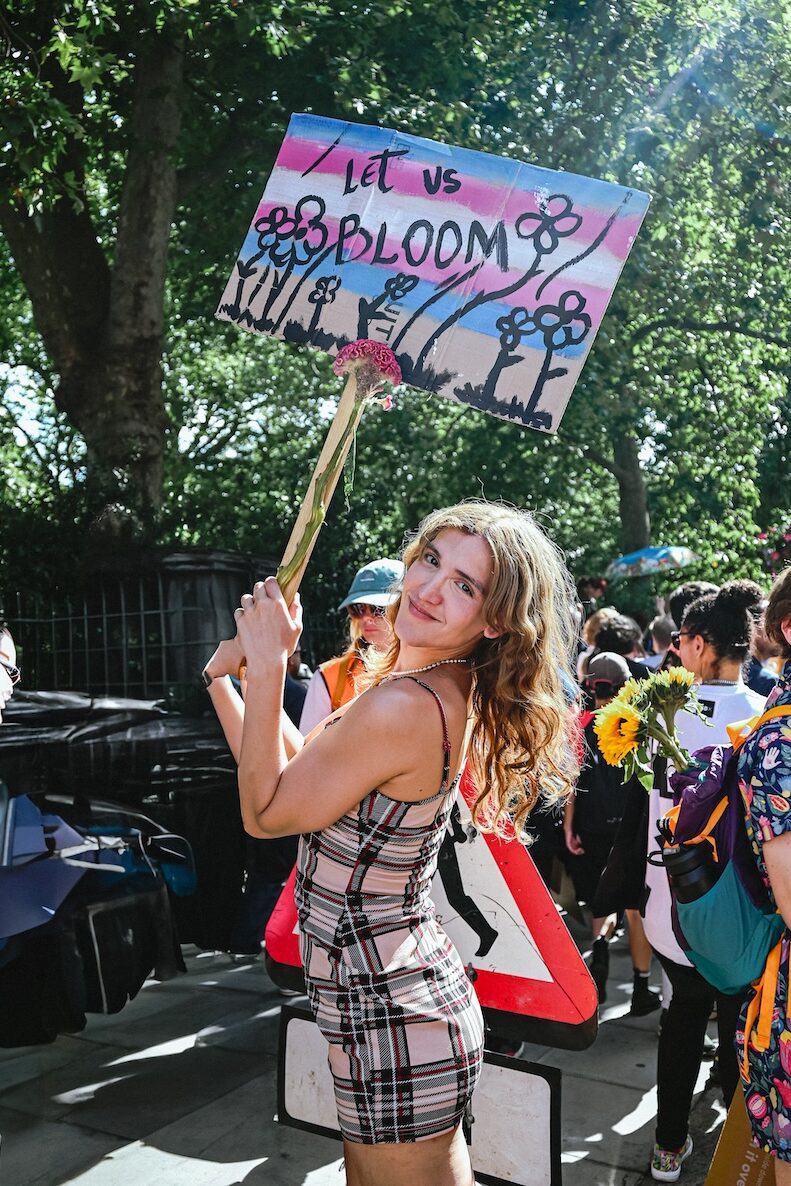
{"left": 233, "top": 578, "right": 451, "bottom": 839}
{"left": 203, "top": 637, "right": 303, "bottom": 764}
{"left": 564, "top": 796, "right": 584, "bottom": 855}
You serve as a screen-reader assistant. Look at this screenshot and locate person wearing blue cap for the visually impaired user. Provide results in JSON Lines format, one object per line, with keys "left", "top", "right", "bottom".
{"left": 298, "top": 558, "right": 404, "bottom": 735}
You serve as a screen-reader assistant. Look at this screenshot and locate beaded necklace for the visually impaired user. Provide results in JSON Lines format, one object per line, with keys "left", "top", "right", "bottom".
{"left": 386, "top": 657, "right": 470, "bottom": 679}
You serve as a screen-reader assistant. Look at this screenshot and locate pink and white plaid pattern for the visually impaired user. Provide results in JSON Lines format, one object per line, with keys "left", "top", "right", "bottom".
{"left": 295, "top": 680, "right": 484, "bottom": 1143}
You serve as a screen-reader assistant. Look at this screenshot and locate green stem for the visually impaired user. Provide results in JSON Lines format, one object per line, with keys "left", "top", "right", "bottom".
{"left": 276, "top": 392, "right": 367, "bottom": 594}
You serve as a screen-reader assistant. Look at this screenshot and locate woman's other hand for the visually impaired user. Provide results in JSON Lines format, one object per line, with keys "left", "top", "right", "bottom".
{"left": 203, "top": 636, "right": 244, "bottom": 682}
{"left": 235, "top": 579, "right": 302, "bottom": 677}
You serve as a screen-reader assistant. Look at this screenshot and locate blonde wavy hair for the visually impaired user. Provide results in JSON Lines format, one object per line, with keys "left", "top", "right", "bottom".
{"left": 368, "top": 501, "right": 580, "bottom": 839}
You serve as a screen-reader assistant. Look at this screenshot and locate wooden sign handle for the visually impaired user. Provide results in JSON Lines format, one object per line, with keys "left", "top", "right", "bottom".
{"left": 221, "top": 371, "right": 366, "bottom": 679}
{"left": 276, "top": 371, "right": 364, "bottom": 606}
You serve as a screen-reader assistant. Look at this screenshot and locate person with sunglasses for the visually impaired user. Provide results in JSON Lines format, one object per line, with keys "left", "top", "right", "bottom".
{"left": 0, "top": 622, "right": 19, "bottom": 721}
{"left": 298, "top": 558, "right": 404, "bottom": 735}
{"left": 644, "top": 581, "right": 766, "bottom": 1180}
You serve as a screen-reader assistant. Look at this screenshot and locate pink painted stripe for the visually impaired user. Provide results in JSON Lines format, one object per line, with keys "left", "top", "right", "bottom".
{"left": 255, "top": 172, "right": 644, "bottom": 267}
{"left": 274, "top": 137, "right": 644, "bottom": 259}
{"left": 243, "top": 204, "right": 621, "bottom": 315}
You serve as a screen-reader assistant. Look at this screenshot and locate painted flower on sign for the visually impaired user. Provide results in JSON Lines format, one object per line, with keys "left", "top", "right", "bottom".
{"left": 515, "top": 194, "right": 583, "bottom": 254}
{"left": 254, "top": 197, "right": 329, "bottom": 268}
{"left": 532, "top": 291, "right": 591, "bottom": 351}
{"left": 308, "top": 275, "right": 341, "bottom": 305}
{"left": 383, "top": 273, "right": 420, "bottom": 302}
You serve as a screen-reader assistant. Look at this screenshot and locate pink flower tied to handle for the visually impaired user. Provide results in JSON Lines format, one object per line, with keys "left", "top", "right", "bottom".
{"left": 332, "top": 339, "right": 402, "bottom": 410}
{"left": 226, "top": 341, "right": 401, "bottom": 680}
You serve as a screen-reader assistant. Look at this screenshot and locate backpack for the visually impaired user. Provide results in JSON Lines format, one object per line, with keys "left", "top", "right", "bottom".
{"left": 654, "top": 705, "right": 791, "bottom": 996}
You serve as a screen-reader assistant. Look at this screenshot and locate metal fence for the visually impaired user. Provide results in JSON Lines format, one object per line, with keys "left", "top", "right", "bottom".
{"left": 3, "top": 550, "right": 346, "bottom": 705}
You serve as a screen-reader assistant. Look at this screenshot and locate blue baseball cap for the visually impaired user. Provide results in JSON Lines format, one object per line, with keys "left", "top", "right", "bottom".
{"left": 338, "top": 558, "right": 405, "bottom": 610}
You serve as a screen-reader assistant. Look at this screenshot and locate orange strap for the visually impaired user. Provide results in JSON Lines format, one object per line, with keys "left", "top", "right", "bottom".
{"left": 728, "top": 705, "right": 791, "bottom": 751}
{"left": 741, "top": 937, "right": 783, "bottom": 1079}
{"left": 321, "top": 653, "right": 361, "bottom": 712}
{"left": 663, "top": 794, "right": 727, "bottom": 864}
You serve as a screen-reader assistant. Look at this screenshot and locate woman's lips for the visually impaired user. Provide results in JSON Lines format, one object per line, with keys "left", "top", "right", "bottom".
{"left": 408, "top": 597, "right": 436, "bottom": 621}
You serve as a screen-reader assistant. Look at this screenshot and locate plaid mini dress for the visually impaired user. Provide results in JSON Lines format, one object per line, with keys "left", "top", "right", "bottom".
{"left": 294, "top": 678, "right": 484, "bottom": 1144}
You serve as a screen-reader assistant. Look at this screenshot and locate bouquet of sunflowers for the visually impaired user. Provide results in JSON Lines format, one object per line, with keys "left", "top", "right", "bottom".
{"left": 593, "top": 667, "right": 705, "bottom": 789}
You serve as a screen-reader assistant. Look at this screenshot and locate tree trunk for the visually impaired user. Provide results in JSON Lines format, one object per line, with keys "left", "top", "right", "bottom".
{"left": 0, "top": 31, "right": 183, "bottom": 519}
{"left": 612, "top": 430, "right": 651, "bottom": 553}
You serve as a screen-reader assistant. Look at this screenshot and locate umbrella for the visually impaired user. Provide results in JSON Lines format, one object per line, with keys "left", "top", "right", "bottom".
{"left": 606, "top": 545, "right": 700, "bottom": 581}
{"left": 0, "top": 793, "right": 125, "bottom": 940}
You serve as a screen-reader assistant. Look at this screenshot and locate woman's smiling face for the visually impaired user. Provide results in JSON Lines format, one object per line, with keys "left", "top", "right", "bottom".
{"left": 395, "top": 528, "right": 501, "bottom": 655}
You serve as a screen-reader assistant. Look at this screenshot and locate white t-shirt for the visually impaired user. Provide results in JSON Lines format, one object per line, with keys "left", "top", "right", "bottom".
{"left": 642, "top": 681, "right": 766, "bottom": 966}
{"left": 298, "top": 670, "right": 333, "bottom": 736}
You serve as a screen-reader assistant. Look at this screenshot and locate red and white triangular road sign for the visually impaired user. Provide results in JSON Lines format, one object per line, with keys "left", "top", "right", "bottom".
{"left": 265, "top": 766, "right": 597, "bottom": 1050}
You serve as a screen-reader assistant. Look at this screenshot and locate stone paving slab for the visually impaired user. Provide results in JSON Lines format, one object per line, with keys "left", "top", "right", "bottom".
{"left": 0, "top": 1104, "right": 123, "bottom": 1186}
{"left": 0, "top": 934, "right": 731, "bottom": 1185}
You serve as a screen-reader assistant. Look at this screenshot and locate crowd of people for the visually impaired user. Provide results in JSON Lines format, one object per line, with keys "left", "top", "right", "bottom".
{"left": 201, "top": 522, "right": 791, "bottom": 1186}
{"left": 561, "top": 569, "right": 791, "bottom": 1181}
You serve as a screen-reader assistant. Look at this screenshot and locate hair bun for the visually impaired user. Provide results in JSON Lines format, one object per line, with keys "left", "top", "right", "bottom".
{"left": 716, "top": 580, "right": 764, "bottom": 614}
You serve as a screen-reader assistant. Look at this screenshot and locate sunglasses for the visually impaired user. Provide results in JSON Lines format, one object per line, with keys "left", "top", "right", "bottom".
{"left": 670, "top": 630, "right": 702, "bottom": 648}
{"left": 347, "top": 603, "right": 387, "bottom": 619}
{"left": 0, "top": 660, "right": 20, "bottom": 686}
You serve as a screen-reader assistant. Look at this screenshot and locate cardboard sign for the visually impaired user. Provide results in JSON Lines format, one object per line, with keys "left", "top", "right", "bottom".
{"left": 705, "top": 1091, "right": 776, "bottom": 1186}
{"left": 217, "top": 114, "right": 650, "bottom": 432}
{"left": 279, "top": 1005, "right": 562, "bottom": 1185}
{"left": 264, "top": 768, "right": 598, "bottom": 1050}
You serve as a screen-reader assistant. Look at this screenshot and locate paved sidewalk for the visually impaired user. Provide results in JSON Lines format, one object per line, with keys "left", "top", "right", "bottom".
{"left": 0, "top": 929, "right": 726, "bottom": 1186}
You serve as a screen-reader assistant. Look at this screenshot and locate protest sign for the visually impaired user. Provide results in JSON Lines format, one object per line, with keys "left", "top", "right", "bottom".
{"left": 217, "top": 113, "right": 650, "bottom": 432}
{"left": 705, "top": 1090, "right": 775, "bottom": 1186}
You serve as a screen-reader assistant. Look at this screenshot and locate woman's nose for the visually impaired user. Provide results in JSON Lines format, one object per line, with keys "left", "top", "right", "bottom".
{"left": 420, "top": 573, "right": 444, "bottom": 602}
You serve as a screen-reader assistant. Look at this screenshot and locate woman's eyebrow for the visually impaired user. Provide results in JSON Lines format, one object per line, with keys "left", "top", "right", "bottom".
{"left": 456, "top": 568, "right": 486, "bottom": 595}
{"left": 428, "top": 542, "right": 486, "bottom": 595}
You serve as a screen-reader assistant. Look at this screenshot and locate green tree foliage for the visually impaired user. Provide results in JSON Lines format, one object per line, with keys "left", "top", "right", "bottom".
{"left": 1, "top": 0, "right": 789, "bottom": 616}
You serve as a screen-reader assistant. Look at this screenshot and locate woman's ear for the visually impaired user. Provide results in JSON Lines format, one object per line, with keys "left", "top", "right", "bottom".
{"left": 781, "top": 616, "right": 791, "bottom": 649}
{"left": 483, "top": 623, "right": 504, "bottom": 640}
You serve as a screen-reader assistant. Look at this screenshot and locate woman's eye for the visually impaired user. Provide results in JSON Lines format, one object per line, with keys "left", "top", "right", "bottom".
{"left": 458, "top": 582, "right": 473, "bottom": 596}
{"left": 424, "top": 550, "right": 438, "bottom": 566}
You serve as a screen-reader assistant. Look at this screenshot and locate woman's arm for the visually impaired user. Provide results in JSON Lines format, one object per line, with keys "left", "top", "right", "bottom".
{"left": 233, "top": 579, "right": 460, "bottom": 839}
{"left": 240, "top": 676, "right": 446, "bottom": 837}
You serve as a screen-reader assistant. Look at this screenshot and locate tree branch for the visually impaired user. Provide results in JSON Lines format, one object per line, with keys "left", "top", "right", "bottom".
{"left": 633, "top": 318, "right": 790, "bottom": 350}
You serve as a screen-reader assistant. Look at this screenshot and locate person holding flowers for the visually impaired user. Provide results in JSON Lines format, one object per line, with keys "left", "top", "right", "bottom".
{"left": 594, "top": 581, "right": 765, "bottom": 1182}
{"left": 203, "top": 501, "right": 578, "bottom": 1186}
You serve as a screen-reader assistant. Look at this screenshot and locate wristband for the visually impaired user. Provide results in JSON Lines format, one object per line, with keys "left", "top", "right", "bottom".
{"left": 201, "top": 668, "right": 214, "bottom": 689}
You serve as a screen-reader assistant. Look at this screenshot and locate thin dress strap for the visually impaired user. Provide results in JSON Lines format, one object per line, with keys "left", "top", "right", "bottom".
{"left": 391, "top": 676, "right": 452, "bottom": 789}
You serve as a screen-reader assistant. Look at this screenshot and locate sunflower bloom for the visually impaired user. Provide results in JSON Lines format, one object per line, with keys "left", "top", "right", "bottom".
{"left": 594, "top": 699, "right": 642, "bottom": 766}
{"left": 618, "top": 678, "right": 643, "bottom": 705}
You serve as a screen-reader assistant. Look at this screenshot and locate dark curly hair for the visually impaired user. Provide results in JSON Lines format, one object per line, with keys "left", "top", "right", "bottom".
{"left": 668, "top": 581, "right": 719, "bottom": 629}
{"left": 681, "top": 580, "right": 764, "bottom": 662}
{"left": 764, "top": 568, "right": 791, "bottom": 659}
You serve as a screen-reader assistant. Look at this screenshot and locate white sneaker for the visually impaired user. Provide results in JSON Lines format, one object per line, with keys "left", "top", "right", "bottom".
{"left": 650, "top": 1135, "right": 693, "bottom": 1182}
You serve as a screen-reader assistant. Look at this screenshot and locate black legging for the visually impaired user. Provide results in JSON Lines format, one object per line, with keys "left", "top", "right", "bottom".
{"left": 655, "top": 952, "right": 744, "bottom": 1150}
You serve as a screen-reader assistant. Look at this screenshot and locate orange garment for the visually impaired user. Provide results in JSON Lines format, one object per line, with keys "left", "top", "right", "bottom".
{"left": 319, "top": 652, "right": 365, "bottom": 712}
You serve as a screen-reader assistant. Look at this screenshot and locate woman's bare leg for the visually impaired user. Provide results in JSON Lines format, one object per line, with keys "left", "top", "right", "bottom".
{"left": 343, "top": 1125, "right": 474, "bottom": 1186}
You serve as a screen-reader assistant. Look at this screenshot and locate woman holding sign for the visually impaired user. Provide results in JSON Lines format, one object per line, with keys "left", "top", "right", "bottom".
{"left": 204, "top": 501, "right": 578, "bottom": 1185}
